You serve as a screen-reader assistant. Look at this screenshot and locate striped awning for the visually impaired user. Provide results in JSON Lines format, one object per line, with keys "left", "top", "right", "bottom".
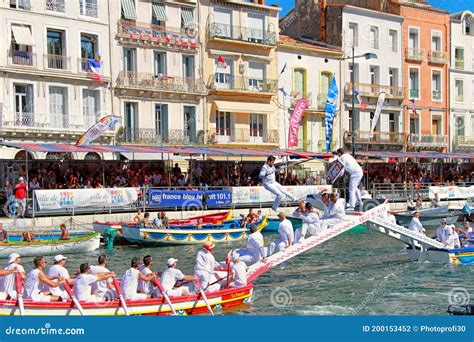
{"left": 181, "top": 7, "right": 195, "bottom": 28}
{"left": 11, "top": 25, "right": 35, "bottom": 46}
{"left": 152, "top": 3, "right": 167, "bottom": 21}
{"left": 121, "top": 0, "right": 137, "bottom": 20}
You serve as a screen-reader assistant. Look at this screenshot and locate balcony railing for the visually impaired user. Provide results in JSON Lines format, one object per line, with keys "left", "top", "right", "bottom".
{"left": 208, "top": 128, "right": 279, "bottom": 145}
{"left": 45, "top": 0, "right": 65, "bottom": 12}
{"left": 345, "top": 82, "right": 403, "bottom": 99}
{"left": 407, "top": 134, "right": 448, "bottom": 148}
{"left": 116, "top": 72, "right": 205, "bottom": 94}
{"left": 455, "top": 59, "right": 465, "bottom": 70}
{"left": 117, "top": 128, "right": 204, "bottom": 145}
{"left": 208, "top": 74, "right": 277, "bottom": 94}
{"left": 432, "top": 90, "right": 442, "bottom": 101}
{"left": 454, "top": 135, "right": 474, "bottom": 148}
{"left": 1, "top": 112, "right": 98, "bottom": 132}
{"left": 80, "top": 2, "right": 97, "bottom": 17}
{"left": 405, "top": 48, "right": 424, "bottom": 61}
{"left": 207, "top": 22, "right": 277, "bottom": 46}
{"left": 409, "top": 89, "right": 419, "bottom": 98}
{"left": 428, "top": 51, "right": 448, "bottom": 64}
{"left": 8, "top": 50, "right": 36, "bottom": 67}
{"left": 10, "top": 0, "right": 31, "bottom": 10}
{"left": 44, "top": 54, "right": 70, "bottom": 70}
{"left": 344, "top": 130, "right": 407, "bottom": 145}
{"left": 117, "top": 20, "right": 198, "bottom": 49}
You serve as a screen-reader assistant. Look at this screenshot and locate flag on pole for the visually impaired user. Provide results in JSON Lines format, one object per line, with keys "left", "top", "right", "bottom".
{"left": 190, "top": 36, "right": 197, "bottom": 47}
{"left": 278, "top": 87, "right": 289, "bottom": 97}
{"left": 354, "top": 89, "right": 367, "bottom": 109}
{"left": 87, "top": 56, "right": 103, "bottom": 83}
{"left": 217, "top": 55, "right": 227, "bottom": 69}
{"left": 324, "top": 75, "right": 339, "bottom": 151}
{"left": 76, "top": 115, "right": 121, "bottom": 146}
{"left": 279, "top": 62, "right": 287, "bottom": 77}
{"left": 288, "top": 99, "right": 310, "bottom": 148}
{"left": 409, "top": 99, "right": 417, "bottom": 115}
{"left": 369, "top": 92, "right": 386, "bottom": 138}
{"left": 155, "top": 31, "right": 162, "bottom": 42}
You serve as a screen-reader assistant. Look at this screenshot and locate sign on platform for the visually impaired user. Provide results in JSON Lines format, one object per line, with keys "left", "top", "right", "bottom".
{"left": 232, "top": 185, "right": 332, "bottom": 204}
{"left": 147, "top": 189, "right": 232, "bottom": 208}
{"left": 428, "top": 186, "right": 474, "bottom": 200}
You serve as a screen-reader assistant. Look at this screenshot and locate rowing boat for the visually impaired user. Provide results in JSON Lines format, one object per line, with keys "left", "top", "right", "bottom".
{"left": 121, "top": 216, "right": 268, "bottom": 246}
{"left": 406, "top": 245, "right": 474, "bottom": 265}
{"left": 394, "top": 205, "right": 461, "bottom": 227}
{"left": 0, "top": 233, "right": 100, "bottom": 258}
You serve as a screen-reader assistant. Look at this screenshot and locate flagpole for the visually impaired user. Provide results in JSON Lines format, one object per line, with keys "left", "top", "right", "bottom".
{"left": 351, "top": 46, "right": 356, "bottom": 157}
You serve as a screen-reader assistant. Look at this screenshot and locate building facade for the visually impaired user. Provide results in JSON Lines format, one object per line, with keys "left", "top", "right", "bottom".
{"left": 0, "top": 0, "right": 113, "bottom": 159}
{"left": 450, "top": 10, "right": 474, "bottom": 153}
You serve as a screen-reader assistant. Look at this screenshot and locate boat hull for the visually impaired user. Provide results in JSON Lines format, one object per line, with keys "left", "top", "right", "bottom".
{"left": 406, "top": 246, "right": 474, "bottom": 265}
{"left": 395, "top": 208, "right": 460, "bottom": 227}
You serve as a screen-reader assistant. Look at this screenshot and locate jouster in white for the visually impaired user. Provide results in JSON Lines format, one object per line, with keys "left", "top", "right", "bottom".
{"left": 320, "top": 193, "right": 345, "bottom": 230}
{"left": 121, "top": 257, "right": 155, "bottom": 300}
{"left": 24, "top": 256, "right": 65, "bottom": 302}
{"left": 335, "top": 149, "right": 363, "bottom": 210}
{"left": 259, "top": 155, "right": 297, "bottom": 212}
{"left": 229, "top": 254, "right": 247, "bottom": 288}
{"left": 73, "top": 263, "right": 115, "bottom": 302}
{"left": 46, "top": 255, "right": 72, "bottom": 300}
{"left": 160, "top": 258, "right": 194, "bottom": 296}
{"left": 90, "top": 255, "right": 115, "bottom": 300}
{"left": 444, "top": 226, "right": 461, "bottom": 249}
{"left": 268, "top": 212, "right": 294, "bottom": 256}
{"left": 194, "top": 242, "right": 222, "bottom": 292}
{"left": 408, "top": 213, "right": 425, "bottom": 235}
{"left": 0, "top": 253, "right": 25, "bottom": 299}
{"left": 294, "top": 203, "right": 321, "bottom": 243}
{"left": 436, "top": 220, "right": 450, "bottom": 243}
{"left": 234, "top": 226, "right": 266, "bottom": 266}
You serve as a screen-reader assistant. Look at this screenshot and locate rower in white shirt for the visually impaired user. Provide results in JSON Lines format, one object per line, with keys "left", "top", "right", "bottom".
{"left": 24, "top": 256, "right": 64, "bottom": 302}
{"left": 121, "top": 257, "right": 156, "bottom": 300}
{"left": 138, "top": 255, "right": 158, "bottom": 297}
{"left": 234, "top": 225, "right": 266, "bottom": 266}
{"left": 294, "top": 203, "right": 321, "bottom": 243}
{"left": 268, "top": 212, "right": 294, "bottom": 256}
{"left": 73, "top": 263, "right": 115, "bottom": 302}
{"left": 334, "top": 148, "right": 363, "bottom": 210}
{"left": 0, "top": 253, "right": 25, "bottom": 300}
{"left": 160, "top": 258, "right": 195, "bottom": 297}
{"left": 320, "top": 193, "right": 345, "bottom": 230}
{"left": 46, "top": 255, "right": 73, "bottom": 300}
{"left": 229, "top": 253, "right": 247, "bottom": 288}
{"left": 194, "top": 242, "right": 222, "bottom": 292}
{"left": 90, "top": 255, "right": 115, "bottom": 301}
{"left": 408, "top": 212, "right": 425, "bottom": 235}
{"left": 259, "top": 155, "right": 297, "bottom": 212}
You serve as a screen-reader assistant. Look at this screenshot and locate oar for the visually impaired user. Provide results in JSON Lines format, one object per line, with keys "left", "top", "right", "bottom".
{"left": 63, "top": 282, "right": 86, "bottom": 316}
{"left": 152, "top": 278, "right": 177, "bottom": 315}
{"left": 112, "top": 277, "right": 130, "bottom": 316}
{"left": 15, "top": 272, "right": 25, "bottom": 316}
{"left": 195, "top": 278, "right": 214, "bottom": 316}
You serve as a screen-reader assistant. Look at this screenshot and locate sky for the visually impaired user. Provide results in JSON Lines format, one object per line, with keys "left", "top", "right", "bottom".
{"left": 273, "top": 0, "right": 474, "bottom": 17}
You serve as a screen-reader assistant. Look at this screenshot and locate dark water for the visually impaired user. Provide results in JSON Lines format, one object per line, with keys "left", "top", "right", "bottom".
{"left": 21, "top": 227, "right": 474, "bottom": 315}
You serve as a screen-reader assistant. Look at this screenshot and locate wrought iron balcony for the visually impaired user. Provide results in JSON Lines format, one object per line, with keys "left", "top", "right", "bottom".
{"left": 10, "top": 0, "right": 31, "bottom": 10}
{"left": 208, "top": 127, "right": 279, "bottom": 145}
{"left": 116, "top": 72, "right": 205, "bottom": 94}
{"left": 44, "top": 54, "right": 70, "bottom": 70}
{"left": 345, "top": 83, "right": 403, "bottom": 99}
{"left": 453, "top": 136, "right": 474, "bottom": 148}
{"left": 317, "top": 139, "right": 338, "bottom": 152}
{"left": 208, "top": 74, "right": 277, "bottom": 94}
{"left": 1, "top": 112, "right": 99, "bottom": 132}
{"left": 117, "top": 128, "right": 204, "bottom": 145}
{"left": 405, "top": 48, "right": 424, "bottom": 61}
{"left": 407, "top": 134, "right": 448, "bottom": 148}
{"left": 8, "top": 50, "right": 36, "bottom": 67}
{"left": 207, "top": 22, "right": 277, "bottom": 46}
{"left": 344, "top": 130, "right": 406, "bottom": 145}
{"left": 432, "top": 90, "right": 442, "bottom": 101}
{"left": 428, "top": 51, "right": 448, "bottom": 64}
{"left": 45, "top": 0, "right": 65, "bottom": 12}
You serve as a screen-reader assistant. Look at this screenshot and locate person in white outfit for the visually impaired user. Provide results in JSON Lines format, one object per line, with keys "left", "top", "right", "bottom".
{"left": 73, "top": 263, "right": 115, "bottom": 302}
{"left": 408, "top": 212, "right": 425, "bottom": 235}
{"left": 320, "top": 193, "right": 345, "bottom": 230}
{"left": 121, "top": 257, "right": 156, "bottom": 300}
{"left": 138, "top": 255, "right": 159, "bottom": 297}
{"left": 268, "top": 212, "right": 294, "bottom": 255}
{"left": 24, "top": 256, "right": 65, "bottom": 302}
{"left": 436, "top": 219, "right": 450, "bottom": 243}
{"left": 259, "top": 156, "right": 297, "bottom": 212}
{"left": 234, "top": 225, "right": 266, "bottom": 266}
{"left": 335, "top": 148, "right": 363, "bottom": 210}
{"left": 229, "top": 253, "right": 247, "bottom": 288}
{"left": 444, "top": 226, "right": 461, "bottom": 249}
{"left": 90, "top": 254, "right": 116, "bottom": 301}
{"left": 0, "top": 253, "right": 25, "bottom": 300}
{"left": 294, "top": 203, "right": 321, "bottom": 243}
{"left": 194, "top": 241, "right": 222, "bottom": 292}
{"left": 161, "top": 258, "right": 195, "bottom": 297}
{"left": 46, "top": 255, "right": 73, "bottom": 301}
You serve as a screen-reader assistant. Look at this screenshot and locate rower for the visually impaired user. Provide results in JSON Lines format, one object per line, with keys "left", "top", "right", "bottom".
{"left": 0, "top": 224, "right": 8, "bottom": 243}
{"left": 138, "top": 255, "right": 157, "bottom": 297}
{"left": 133, "top": 209, "right": 143, "bottom": 224}
{"left": 320, "top": 193, "right": 345, "bottom": 231}
{"left": 334, "top": 148, "right": 363, "bottom": 211}
{"left": 21, "top": 231, "right": 34, "bottom": 242}
{"left": 47, "top": 255, "right": 74, "bottom": 301}
{"left": 161, "top": 258, "right": 195, "bottom": 296}
{"left": 140, "top": 213, "right": 151, "bottom": 228}
{"left": 24, "top": 256, "right": 65, "bottom": 302}
{"left": 90, "top": 255, "right": 115, "bottom": 301}
{"left": 295, "top": 203, "right": 321, "bottom": 243}
{"left": 59, "top": 223, "right": 70, "bottom": 240}
{"left": 292, "top": 200, "right": 306, "bottom": 219}
{"left": 229, "top": 253, "right": 247, "bottom": 288}
{"left": 259, "top": 155, "right": 297, "bottom": 212}
{"left": 268, "top": 212, "right": 294, "bottom": 256}
{"left": 234, "top": 225, "right": 266, "bottom": 266}
{"left": 73, "top": 263, "right": 115, "bottom": 302}
{"left": 194, "top": 242, "right": 222, "bottom": 292}
{"left": 408, "top": 212, "right": 425, "bottom": 235}
{"left": 121, "top": 257, "right": 156, "bottom": 300}
{"left": 0, "top": 253, "right": 25, "bottom": 300}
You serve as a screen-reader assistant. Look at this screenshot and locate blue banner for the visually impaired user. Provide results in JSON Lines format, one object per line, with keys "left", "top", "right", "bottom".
{"left": 324, "top": 75, "right": 339, "bottom": 151}
{"left": 148, "top": 189, "right": 232, "bottom": 208}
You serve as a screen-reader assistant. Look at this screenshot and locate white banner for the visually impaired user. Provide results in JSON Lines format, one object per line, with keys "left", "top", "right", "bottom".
{"left": 232, "top": 185, "right": 332, "bottom": 205}
{"left": 34, "top": 187, "right": 139, "bottom": 210}
{"left": 369, "top": 92, "right": 386, "bottom": 138}
{"left": 428, "top": 186, "right": 474, "bottom": 200}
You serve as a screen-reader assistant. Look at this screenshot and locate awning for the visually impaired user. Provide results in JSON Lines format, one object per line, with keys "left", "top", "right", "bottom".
{"left": 121, "top": 0, "right": 137, "bottom": 20}
{"left": 181, "top": 7, "right": 194, "bottom": 28}
{"left": 11, "top": 25, "right": 35, "bottom": 46}
{"left": 214, "top": 100, "right": 275, "bottom": 114}
{"left": 357, "top": 151, "right": 474, "bottom": 160}
{"left": 152, "top": 3, "right": 167, "bottom": 21}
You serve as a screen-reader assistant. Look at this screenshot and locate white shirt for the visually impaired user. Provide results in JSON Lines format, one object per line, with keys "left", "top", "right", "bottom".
{"left": 301, "top": 211, "right": 320, "bottom": 225}
{"left": 121, "top": 267, "right": 140, "bottom": 300}
{"left": 160, "top": 268, "right": 185, "bottom": 292}
{"left": 90, "top": 265, "right": 112, "bottom": 296}
{"left": 231, "top": 262, "right": 247, "bottom": 287}
{"left": 408, "top": 217, "right": 425, "bottom": 234}
{"left": 292, "top": 209, "right": 304, "bottom": 218}
{"left": 138, "top": 265, "right": 153, "bottom": 294}
{"left": 24, "top": 269, "right": 41, "bottom": 299}
{"left": 46, "top": 264, "right": 69, "bottom": 296}
{"left": 194, "top": 249, "right": 220, "bottom": 275}
{"left": 337, "top": 153, "right": 362, "bottom": 175}
{"left": 436, "top": 226, "right": 450, "bottom": 243}
{"left": 445, "top": 231, "right": 461, "bottom": 249}
{"left": 0, "top": 263, "right": 25, "bottom": 297}
{"left": 246, "top": 231, "right": 265, "bottom": 259}
{"left": 278, "top": 219, "right": 294, "bottom": 245}
{"left": 259, "top": 163, "right": 276, "bottom": 184}
{"left": 73, "top": 274, "right": 98, "bottom": 301}
{"left": 324, "top": 199, "right": 345, "bottom": 220}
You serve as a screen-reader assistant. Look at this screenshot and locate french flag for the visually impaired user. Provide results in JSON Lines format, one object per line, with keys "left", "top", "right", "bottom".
{"left": 354, "top": 89, "right": 367, "bottom": 109}
{"left": 174, "top": 34, "right": 181, "bottom": 45}
{"left": 127, "top": 28, "right": 134, "bottom": 39}
{"left": 190, "top": 36, "right": 197, "bottom": 47}
{"left": 145, "top": 30, "right": 153, "bottom": 41}
{"left": 181, "top": 35, "right": 189, "bottom": 47}
{"left": 165, "top": 33, "right": 172, "bottom": 43}
{"left": 87, "top": 58, "right": 103, "bottom": 83}
{"left": 154, "top": 31, "right": 162, "bottom": 42}
{"left": 217, "top": 54, "right": 227, "bottom": 69}
{"left": 409, "top": 99, "right": 417, "bottom": 114}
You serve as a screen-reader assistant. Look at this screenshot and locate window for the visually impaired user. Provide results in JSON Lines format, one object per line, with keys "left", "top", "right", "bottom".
{"left": 10, "top": 24, "right": 34, "bottom": 66}
{"left": 389, "top": 113, "right": 396, "bottom": 132}
{"left": 121, "top": 0, "right": 137, "bottom": 20}
{"left": 46, "top": 0, "right": 65, "bottom": 12}
{"left": 49, "top": 86, "right": 68, "bottom": 128}
{"left": 154, "top": 51, "right": 166, "bottom": 76}
{"left": 213, "top": 7, "right": 233, "bottom": 38}
{"left": 389, "top": 68, "right": 398, "bottom": 87}
{"left": 46, "top": 29, "right": 66, "bottom": 69}
{"left": 155, "top": 104, "right": 168, "bottom": 141}
{"left": 431, "top": 70, "right": 441, "bottom": 101}
{"left": 80, "top": 0, "right": 98, "bottom": 17}
{"left": 455, "top": 79, "right": 464, "bottom": 102}
{"left": 455, "top": 116, "right": 465, "bottom": 137}
{"left": 123, "top": 48, "right": 136, "bottom": 72}
{"left": 431, "top": 118, "right": 441, "bottom": 135}
{"left": 348, "top": 23, "right": 358, "bottom": 47}
{"left": 349, "top": 63, "right": 359, "bottom": 83}
{"left": 431, "top": 33, "right": 441, "bottom": 52}
{"left": 216, "top": 111, "right": 231, "bottom": 136}
{"left": 472, "top": 79, "right": 474, "bottom": 101}
{"left": 124, "top": 102, "right": 138, "bottom": 141}
{"left": 82, "top": 89, "right": 99, "bottom": 128}
{"left": 370, "top": 66, "right": 379, "bottom": 85}
{"left": 250, "top": 113, "right": 265, "bottom": 138}
{"left": 181, "top": 7, "right": 195, "bottom": 30}
{"left": 214, "top": 57, "right": 232, "bottom": 88}
{"left": 14, "top": 83, "right": 34, "bottom": 126}
{"left": 455, "top": 48, "right": 465, "bottom": 70}
{"left": 410, "top": 117, "right": 419, "bottom": 135}
{"left": 348, "top": 110, "right": 358, "bottom": 131}
{"left": 388, "top": 29, "right": 397, "bottom": 52}
{"left": 184, "top": 106, "right": 196, "bottom": 142}
{"left": 152, "top": 2, "right": 167, "bottom": 26}
{"left": 80, "top": 33, "right": 98, "bottom": 72}
{"left": 369, "top": 26, "right": 379, "bottom": 49}
{"left": 320, "top": 72, "right": 332, "bottom": 99}
{"left": 247, "top": 13, "right": 265, "bottom": 43}
{"left": 409, "top": 68, "right": 420, "bottom": 99}
{"left": 248, "top": 62, "right": 265, "bottom": 91}
{"left": 408, "top": 28, "right": 419, "bottom": 49}
{"left": 293, "top": 68, "right": 306, "bottom": 97}
{"left": 182, "top": 55, "right": 194, "bottom": 78}
{"left": 10, "top": 0, "right": 30, "bottom": 10}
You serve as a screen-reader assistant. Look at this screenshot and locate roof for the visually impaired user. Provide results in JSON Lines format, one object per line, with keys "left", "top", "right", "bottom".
{"left": 392, "top": 0, "right": 449, "bottom": 14}
{"left": 278, "top": 35, "right": 343, "bottom": 55}
{"left": 450, "top": 10, "right": 473, "bottom": 21}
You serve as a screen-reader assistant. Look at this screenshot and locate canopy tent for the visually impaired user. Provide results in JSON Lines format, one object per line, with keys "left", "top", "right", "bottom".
{"left": 357, "top": 151, "right": 474, "bottom": 160}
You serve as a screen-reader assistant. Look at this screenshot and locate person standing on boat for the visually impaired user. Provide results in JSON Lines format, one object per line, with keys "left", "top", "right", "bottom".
{"left": 431, "top": 193, "right": 441, "bottom": 208}
{"left": 121, "top": 257, "right": 156, "bottom": 300}
{"left": 0, "top": 253, "right": 25, "bottom": 300}
{"left": 234, "top": 225, "right": 266, "bottom": 266}
{"left": 58, "top": 224, "right": 70, "bottom": 240}
{"left": 436, "top": 219, "right": 450, "bottom": 243}
{"left": 90, "top": 255, "right": 115, "bottom": 301}
{"left": 406, "top": 195, "right": 416, "bottom": 211}
{"left": 259, "top": 156, "right": 297, "bottom": 212}
{"left": 152, "top": 212, "right": 163, "bottom": 228}
{"left": 408, "top": 212, "right": 425, "bottom": 235}
{"left": 133, "top": 209, "right": 143, "bottom": 224}
{"left": 268, "top": 212, "right": 294, "bottom": 256}
{"left": 444, "top": 226, "right": 461, "bottom": 249}
{"left": 73, "top": 263, "right": 115, "bottom": 302}
{"left": 194, "top": 241, "right": 222, "bottom": 292}
{"left": 295, "top": 203, "right": 321, "bottom": 243}
{"left": 320, "top": 193, "right": 345, "bottom": 231}
{"left": 24, "top": 256, "right": 65, "bottom": 302}
{"left": 334, "top": 148, "right": 363, "bottom": 211}
{"left": 46, "top": 255, "right": 74, "bottom": 301}
{"left": 161, "top": 258, "right": 195, "bottom": 296}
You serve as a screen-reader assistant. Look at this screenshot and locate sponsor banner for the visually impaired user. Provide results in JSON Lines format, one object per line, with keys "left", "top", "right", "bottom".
{"left": 148, "top": 189, "right": 232, "bottom": 208}
{"left": 288, "top": 98, "right": 310, "bottom": 148}
{"left": 34, "top": 188, "right": 139, "bottom": 210}
{"left": 428, "top": 186, "right": 474, "bottom": 200}
{"left": 232, "top": 185, "right": 332, "bottom": 204}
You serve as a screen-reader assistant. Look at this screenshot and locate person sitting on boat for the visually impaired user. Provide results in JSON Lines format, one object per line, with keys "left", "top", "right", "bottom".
{"left": 234, "top": 225, "right": 266, "bottom": 266}
{"left": 241, "top": 209, "right": 258, "bottom": 228}
{"left": 0, "top": 253, "right": 24, "bottom": 300}
{"left": 161, "top": 258, "right": 196, "bottom": 297}
{"left": 140, "top": 213, "right": 152, "bottom": 228}
{"left": 0, "top": 266, "right": 19, "bottom": 298}
{"left": 46, "top": 255, "right": 74, "bottom": 301}
{"left": 259, "top": 155, "right": 297, "bottom": 213}
{"left": 436, "top": 219, "right": 450, "bottom": 243}
{"left": 21, "top": 231, "right": 34, "bottom": 242}
{"left": 121, "top": 257, "right": 156, "bottom": 300}
{"left": 408, "top": 212, "right": 425, "bottom": 235}
{"left": 463, "top": 222, "right": 473, "bottom": 235}
{"left": 295, "top": 203, "right": 321, "bottom": 244}
{"left": 194, "top": 242, "right": 223, "bottom": 292}
{"left": 256, "top": 210, "right": 263, "bottom": 221}
{"left": 444, "top": 226, "right": 461, "bottom": 249}
{"left": 90, "top": 255, "right": 116, "bottom": 301}
{"left": 320, "top": 193, "right": 345, "bottom": 231}
{"left": 431, "top": 193, "right": 440, "bottom": 208}
{"left": 152, "top": 212, "right": 162, "bottom": 228}
{"left": 406, "top": 195, "right": 416, "bottom": 211}
{"left": 73, "top": 263, "right": 115, "bottom": 302}
{"left": 58, "top": 223, "right": 70, "bottom": 240}
{"left": 161, "top": 212, "right": 170, "bottom": 228}
{"left": 0, "top": 224, "right": 8, "bottom": 243}
{"left": 334, "top": 148, "right": 363, "bottom": 211}
{"left": 292, "top": 200, "right": 306, "bottom": 219}
{"left": 195, "top": 218, "right": 203, "bottom": 229}
{"left": 133, "top": 209, "right": 143, "bottom": 224}
{"left": 138, "top": 255, "right": 159, "bottom": 297}
{"left": 24, "top": 256, "right": 65, "bottom": 302}
{"left": 268, "top": 212, "right": 294, "bottom": 256}
{"left": 415, "top": 197, "right": 423, "bottom": 210}
{"left": 229, "top": 253, "right": 247, "bottom": 288}
{"left": 314, "top": 190, "right": 331, "bottom": 217}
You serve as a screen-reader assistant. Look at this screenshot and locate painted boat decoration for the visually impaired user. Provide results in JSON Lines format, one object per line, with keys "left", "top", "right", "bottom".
{"left": 394, "top": 205, "right": 461, "bottom": 227}
{"left": 121, "top": 216, "right": 268, "bottom": 246}
{"left": 0, "top": 233, "right": 100, "bottom": 258}
{"left": 6, "top": 230, "right": 91, "bottom": 242}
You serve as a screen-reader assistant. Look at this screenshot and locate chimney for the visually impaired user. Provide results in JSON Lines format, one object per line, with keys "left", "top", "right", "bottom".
{"left": 320, "top": 0, "right": 327, "bottom": 42}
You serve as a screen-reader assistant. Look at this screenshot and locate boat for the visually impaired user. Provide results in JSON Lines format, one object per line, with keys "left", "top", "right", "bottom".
{"left": 6, "top": 230, "right": 91, "bottom": 242}
{"left": 406, "top": 245, "right": 474, "bottom": 265}
{"left": 121, "top": 216, "right": 268, "bottom": 246}
{"left": 264, "top": 216, "right": 302, "bottom": 233}
{"left": 0, "top": 233, "right": 101, "bottom": 258}
{"left": 394, "top": 205, "right": 461, "bottom": 227}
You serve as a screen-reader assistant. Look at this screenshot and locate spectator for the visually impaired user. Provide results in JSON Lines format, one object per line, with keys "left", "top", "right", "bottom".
{"left": 14, "top": 177, "right": 27, "bottom": 218}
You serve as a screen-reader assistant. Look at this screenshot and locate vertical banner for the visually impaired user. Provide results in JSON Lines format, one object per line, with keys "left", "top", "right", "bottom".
{"left": 324, "top": 75, "right": 339, "bottom": 151}
{"left": 288, "top": 98, "right": 309, "bottom": 148}
{"left": 76, "top": 115, "right": 121, "bottom": 146}
{"left": 369, "top": 92, "right": 386, "bottom": 138}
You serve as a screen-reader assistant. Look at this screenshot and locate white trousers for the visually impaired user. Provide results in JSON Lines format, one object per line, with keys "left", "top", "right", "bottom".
{"left": 235, "top": 248, "right": 261, "bottom": 266}
{"left": 348, "top": 172, "right": 363, "bottom": 208}
{"left": 320, "top": 218, "right": 342, "bottom": 230}
{"left": 267, "top": 238, "right": 289, "bottom": 256}
{"left": 264, "top": 182, "right": 297, "bottom": 212}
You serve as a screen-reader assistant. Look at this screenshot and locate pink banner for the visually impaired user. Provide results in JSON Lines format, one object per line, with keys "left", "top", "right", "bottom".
{"left": 288, "top": 98, "right": 309, "bottom": 148}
